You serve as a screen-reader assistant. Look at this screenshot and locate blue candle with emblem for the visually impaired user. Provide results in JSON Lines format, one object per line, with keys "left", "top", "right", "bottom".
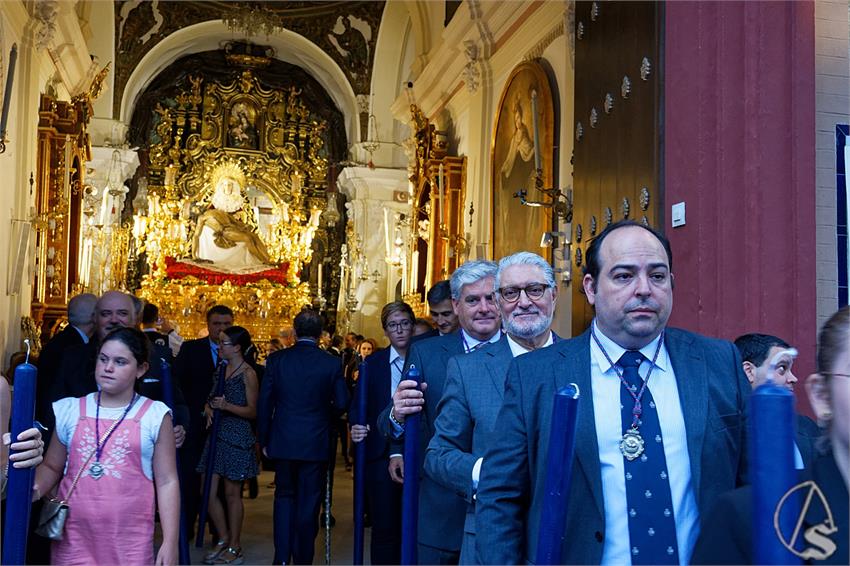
{"left": 3, "top": 344, "right": 37, "bottom": 565}
{"left": 401, "top": 364, "right": 421, "bottom": 565}
{"left": 536, "top": 384, "right": 580, "bottom": 565}
{"left": 352, "top": 359, "right": 368, "bottom": 564}
{"left": 751, "top": 349, "right": 800, "bottom": 564}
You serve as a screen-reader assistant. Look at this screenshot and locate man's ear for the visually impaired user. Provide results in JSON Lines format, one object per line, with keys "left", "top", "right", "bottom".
{"left": 742, "top": 361, "right": 756, "bottom": 384}
{"left": 582, "top": 274, "right": 597, "bottom": 305}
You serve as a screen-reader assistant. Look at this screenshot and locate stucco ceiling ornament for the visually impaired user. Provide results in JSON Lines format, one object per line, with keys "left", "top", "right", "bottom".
{"left": 463, "top": 40, "right": 481, "bottom": 94}
{"left": 34, "top": 0, "right": 59, "bottom": 51}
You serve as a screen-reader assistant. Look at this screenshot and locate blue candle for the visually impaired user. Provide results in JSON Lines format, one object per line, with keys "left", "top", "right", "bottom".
{"left": 0, "top": 43, "right": 17, "bottom": 138}
{"left": 751, "top": 380, "right": 799, "bottom": 564}
{"left": 196, "top": 360, "right": 227, "bottom": 548}
{"left": 401, "top": 364, "right": 421, "bottom": 565}
{"left": 2, "top": 351, "right": 37, "bottom": 565}
{"left": 535, "top": 384, "right": 580, "bottom": 565}
{"left": 159, "top": 359, "right": 190, "bottom": 565}
{"left": 352, "top": 360, "right": 368, "bottom": 565}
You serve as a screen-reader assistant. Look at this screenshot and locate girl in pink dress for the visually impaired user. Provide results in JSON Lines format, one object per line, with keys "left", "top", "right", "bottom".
{"left": 34, "top": 327, "right": 180, "bottom": 565}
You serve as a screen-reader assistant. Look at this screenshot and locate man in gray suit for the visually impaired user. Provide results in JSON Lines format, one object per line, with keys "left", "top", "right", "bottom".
{"left": 475, "top": 220, "right": 750, "bottom": 565}
{"left": 380, "top": 260, "right": 501, "bottom": 564}
{"left": 425, "top": 251, "right": 559, "bottom": 563}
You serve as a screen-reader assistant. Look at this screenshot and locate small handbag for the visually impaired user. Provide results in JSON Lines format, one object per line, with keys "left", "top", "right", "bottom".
{"left": 35, "top": 412, "right": 127, "bottom": 540}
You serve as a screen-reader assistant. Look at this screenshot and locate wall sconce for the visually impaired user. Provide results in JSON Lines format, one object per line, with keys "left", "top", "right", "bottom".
{"left": 515, "top": 186, "right": 573, "bottom": 222}
{"left": 540, "top": 231, "right": 570, "bottom": 248}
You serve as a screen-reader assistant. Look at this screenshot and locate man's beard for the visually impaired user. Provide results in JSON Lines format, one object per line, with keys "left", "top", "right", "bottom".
{"left": 505, "top": 309, "right": 552, "bottom": 340}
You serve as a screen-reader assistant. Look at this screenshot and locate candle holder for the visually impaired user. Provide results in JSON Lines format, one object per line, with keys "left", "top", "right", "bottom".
{"left": 514, "top": 182, "right": 573, "bottom": 222}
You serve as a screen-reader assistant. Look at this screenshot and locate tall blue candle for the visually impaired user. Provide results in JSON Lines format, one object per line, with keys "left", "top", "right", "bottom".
{"left": 196, "top": 360, "right": 227, "bottom": 548}
{"left": 536, "top": 384, "right": 580, "bottom": 565}
{"left": 2, "top": 341, "right": 37, "bottom": 565}
{"left": 751, "top": 363, "right": 799, "bottom": 564}
{"left": 401, "top": 364, "right": 421, "bottom": 565}
{"left": 0, "top": 43, "right": 17, "bottom": 138}
{"left": 159, "top": 359, "right": 190, "bottom": 565}
{"left": 352, "top": 360, "right": 369, "bottom": 565}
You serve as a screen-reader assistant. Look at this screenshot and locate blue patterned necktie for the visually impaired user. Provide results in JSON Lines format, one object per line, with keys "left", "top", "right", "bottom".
{"left": 618, "top": 350, "right": 679, "bottom": 565}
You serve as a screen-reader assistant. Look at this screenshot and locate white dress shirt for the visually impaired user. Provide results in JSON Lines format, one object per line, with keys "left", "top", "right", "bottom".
{"left": 72, "top": 325, "right": 90, "bottom": 344}
{"left": 590, "top": 321, "right": 699, "bottom": 566}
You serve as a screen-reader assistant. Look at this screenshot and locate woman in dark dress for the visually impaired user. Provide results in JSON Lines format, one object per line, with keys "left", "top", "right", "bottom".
{"left": 692, "top": 306, "right": 848, "bottom": 565}
{"left": 197, "top": 326, "right": 259, "bottom": 565}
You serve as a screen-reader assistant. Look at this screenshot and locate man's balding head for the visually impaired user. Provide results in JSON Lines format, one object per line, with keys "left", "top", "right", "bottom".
{"left": 96, "top": 291, "right": 136, "bottom": 341}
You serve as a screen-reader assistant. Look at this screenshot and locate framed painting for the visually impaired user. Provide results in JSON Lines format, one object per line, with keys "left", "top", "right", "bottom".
{"left": 491, "top": 61, "right": 554, "bottom": 261}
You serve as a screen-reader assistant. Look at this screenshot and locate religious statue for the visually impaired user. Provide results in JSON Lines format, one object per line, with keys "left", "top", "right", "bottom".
{"left": 192, "top": 163, "right": 272, "bottom": 268}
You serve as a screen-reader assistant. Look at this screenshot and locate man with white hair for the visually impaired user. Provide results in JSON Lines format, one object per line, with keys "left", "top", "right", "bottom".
{"left": 379, "top": 259, "right": 502, "bottom": 564}
{"left": 425, "top": 251, "right": 560, "bottom": 563}
{"left": 36, "top": 293, "right": 98, "bottom": 442}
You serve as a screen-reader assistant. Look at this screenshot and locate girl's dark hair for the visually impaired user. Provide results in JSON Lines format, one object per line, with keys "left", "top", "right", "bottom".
{"left": 223, "top": 325, "right": 256, "bottom": 366}
{"left": 100, "top": 327, "right": 150, "bottom": 367}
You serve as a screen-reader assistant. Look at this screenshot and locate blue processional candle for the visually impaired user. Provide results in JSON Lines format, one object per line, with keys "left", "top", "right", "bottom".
{"left": 536, "top": 384, "right": 581, "bottom": 565}
{"left": 751, "top": 364, "right": 799, "bottom": 565}
{"left": 352, "top": 360, "right": 369, "bottom": 565}
{"left": 160, "top": 359, "right": 191, "bottom": 565}
{"left": 195, "top": 360, "right": 227, "bottom": 548}
{"left": 401, "top": 364, "right": 421, "bottom": 565}
{"left": 0, "top": 43, "right": 17, "bottom": 138}
{"left": 2, "top": 345, "right": 37, "bottom": 565}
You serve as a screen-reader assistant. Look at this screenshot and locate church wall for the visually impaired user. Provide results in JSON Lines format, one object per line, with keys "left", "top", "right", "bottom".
{"left": 0, "top": 2, "right": 104, "bottom": 369}
{"left": 664, "top": 1, "right": 817, "bottom": 413}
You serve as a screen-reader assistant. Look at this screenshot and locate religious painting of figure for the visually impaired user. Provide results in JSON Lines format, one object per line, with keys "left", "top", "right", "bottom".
{"left": 491, "top": 62, "right": 554, "bottom": 261}
{"left": 227, "top": 101, "right": 259, "bottom": 150}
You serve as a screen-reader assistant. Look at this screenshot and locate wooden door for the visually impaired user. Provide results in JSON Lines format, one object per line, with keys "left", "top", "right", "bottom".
{"left": 570, "top": 1, "right": 662, "bottom": 336}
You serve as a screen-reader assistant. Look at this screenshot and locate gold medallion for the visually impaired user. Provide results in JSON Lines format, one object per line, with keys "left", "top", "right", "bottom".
{"left": 620, "top": 428, "right": 645, "bottom": 461}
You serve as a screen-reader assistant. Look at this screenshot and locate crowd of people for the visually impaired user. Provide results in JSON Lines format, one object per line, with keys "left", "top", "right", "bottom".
{"left": 1, "top": 219, "right": 848, "bottom": 565}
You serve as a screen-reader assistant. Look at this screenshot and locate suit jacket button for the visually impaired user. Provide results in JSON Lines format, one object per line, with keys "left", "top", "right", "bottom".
{"left": 595, "top": 531, "right": 604, "bottom": 542}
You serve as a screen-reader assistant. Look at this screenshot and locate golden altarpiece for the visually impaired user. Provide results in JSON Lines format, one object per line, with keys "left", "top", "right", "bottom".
{"left": 132, "top": 61, "right": 338, "bottom": 343}
{"left": 401, "top": 105, "right": 467, "bottom": 314}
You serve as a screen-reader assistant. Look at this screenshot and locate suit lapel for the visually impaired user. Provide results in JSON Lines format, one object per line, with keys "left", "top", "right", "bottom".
{"left": 553, "top": 330, "right": 604, "bottom": 520}
{"left": 484, "top": 335, "right": 513, "bottom": 400}
{"left": 665, "top": 329, "right": 708, "bottom": 497}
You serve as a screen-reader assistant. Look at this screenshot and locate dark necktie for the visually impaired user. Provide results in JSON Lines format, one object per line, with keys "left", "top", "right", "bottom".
{"left": 618, "top": 350, "right": 679, "bottom": 565}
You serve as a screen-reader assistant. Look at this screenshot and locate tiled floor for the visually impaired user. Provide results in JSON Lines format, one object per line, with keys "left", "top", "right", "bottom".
{"left": 174, "top": 456, "right": 368, "bottom": 565}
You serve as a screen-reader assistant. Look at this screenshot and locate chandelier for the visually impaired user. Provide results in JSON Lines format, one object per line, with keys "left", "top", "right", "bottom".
{"left": 223, "top": 3, "right": 283, "bottom": 38}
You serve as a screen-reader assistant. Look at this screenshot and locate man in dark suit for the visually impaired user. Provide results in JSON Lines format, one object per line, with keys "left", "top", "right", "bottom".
{"left": 172, "top": 304, "right": 234, "bottom": 535}
{"left": 350, "top": 300, "right": 416, "bottom": 564}
{"left": 425, "top": 252, "right": 560, "bottom": 563}
{"left": 734, "top": 332, "right": 822, "bottom": 468}
{"left": 411, "top": 280, "right": 459, "bottom": 344}
{"left": 475, "top": 220, "right": 750, "bottom": 565}
{"left": 258, "top": 308, "right": 349, "bottom": 565}
{"left": 380, "top": 260, "right": 501, "bottom": 564}
{"left": 35, "top": 292, "right": 97, "bottom": 441}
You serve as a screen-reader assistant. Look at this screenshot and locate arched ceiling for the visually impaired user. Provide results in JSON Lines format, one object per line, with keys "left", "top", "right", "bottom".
{"left": 116, "top": 1, "right": 386, "bottom": 144}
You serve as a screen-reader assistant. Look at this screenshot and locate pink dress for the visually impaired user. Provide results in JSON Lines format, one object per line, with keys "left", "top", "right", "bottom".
{"left": 52, "top": 396, "right": 157, "bottom": 565}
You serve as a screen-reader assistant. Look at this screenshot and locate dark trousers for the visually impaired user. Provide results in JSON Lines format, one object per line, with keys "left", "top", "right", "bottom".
{"left": 365, "top": 458, "right": 402, "bottom": 564}
{"left": 179, "top": 440, "right": 204, "bottom": 537}
{"left": 273, "top": 459, "right": 327, "bottom": 565}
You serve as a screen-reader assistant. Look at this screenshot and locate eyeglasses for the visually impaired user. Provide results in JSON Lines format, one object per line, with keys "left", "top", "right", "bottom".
{"left": 497, "top": 283, "right": 550, "bottom": 303}
{"left": 822, "top": 372, "right": 850, "bottom": 379}
{"left": 386, "top": 320, "right": 413, "bottom": 332}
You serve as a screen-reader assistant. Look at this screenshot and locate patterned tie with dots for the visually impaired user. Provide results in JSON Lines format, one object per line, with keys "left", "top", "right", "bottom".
{"left": 618, "top": 350, "right": 679, "bottom": 565}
